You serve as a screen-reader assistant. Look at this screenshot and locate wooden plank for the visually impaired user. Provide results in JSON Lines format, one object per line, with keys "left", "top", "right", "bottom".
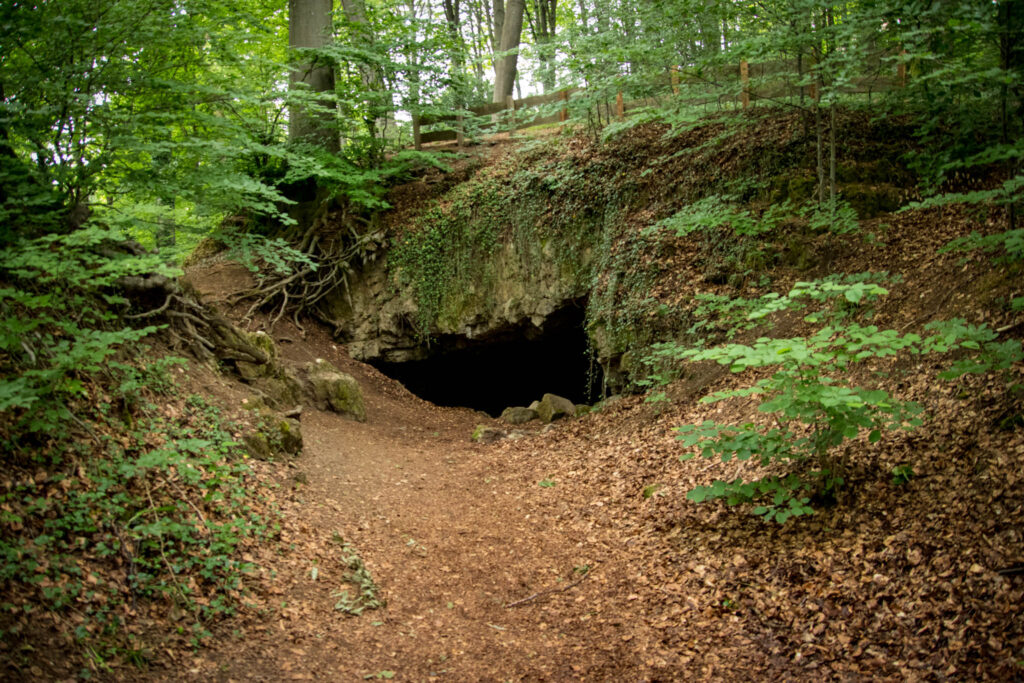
{"left": 513, "top": 90, "right": 564, "bottom": 109}
{"left": 468, "top": 101, "right": 508, "bottom": 117}
{"left": 515, "top": 112, "right": 562, "bottom": 130}
{"left": 419, "top": 129, "right": 459, "bottom": 144}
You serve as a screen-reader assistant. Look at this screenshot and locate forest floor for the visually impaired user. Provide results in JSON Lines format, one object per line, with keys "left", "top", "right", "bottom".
{"left": 154, "top": 188, "right": 1024, "bottom": 681}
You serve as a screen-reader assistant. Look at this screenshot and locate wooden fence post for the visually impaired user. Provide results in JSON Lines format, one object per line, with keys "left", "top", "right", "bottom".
{"left": 671, "top": 65, "right": 680, "bottom": 95}
{"left": 616, "top": 91, "right": 624, "bottom": 119}
{"left": 898, "top": 48, "right": 907, "bottom": 87}
{"left": 740, "top": 60, "right": 750, "bottom": 109}
{"left": 412, "top": 114, "right": 422, "bottom": 150}
{"left": 559, "top": 89, "right": 569, "bottom": 122}
{"left": 456, "top": 114, "right": 464, "bottom": 147}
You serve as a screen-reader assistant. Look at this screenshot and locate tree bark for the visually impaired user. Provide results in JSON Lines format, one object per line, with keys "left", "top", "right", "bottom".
{"left": 470, "top": 0, "right": 488, "bottom": 86}
{"left": 491, "top": 0, "right": 505, "bottom": 52}
{"left": 442, "top": 0, "right": 468, "bottom": 101}
{"left": 340, "top": 0, "right": 388, "bottom": 154}
{"left": 492, "top": 0, "right": 525, "bottom": 103}
{"left": 288, "top": 0, "right": 339, "bottom": 153}
{"left": 527, "top": 0, "right": 557, "bottom": 92}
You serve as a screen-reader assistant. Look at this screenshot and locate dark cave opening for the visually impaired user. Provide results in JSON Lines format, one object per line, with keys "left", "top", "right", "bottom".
{"left": 370, "top": 303, "right": 603, "bottom": 417}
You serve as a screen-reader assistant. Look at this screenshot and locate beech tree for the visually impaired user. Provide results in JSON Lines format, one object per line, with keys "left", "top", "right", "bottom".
{"left": 289, "top": 0, "right": 339, "bottom": 152}
{"left": 491, "top": 0, "right": 526, "bottom": 103}
{"left": 526, "top": 0, "right": 557, "bottom": 93}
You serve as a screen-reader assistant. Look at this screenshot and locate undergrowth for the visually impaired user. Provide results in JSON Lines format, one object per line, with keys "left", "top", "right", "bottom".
{"left": 0, "top": 368, "right": 274, "bottom": 675}
{"left": 643, "top": 273, "right": 1022, "bottom": 522}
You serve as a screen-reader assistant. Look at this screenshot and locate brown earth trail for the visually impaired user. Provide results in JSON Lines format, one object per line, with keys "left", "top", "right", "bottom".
{"left": 169, "top": 195, "right": 1024, "bottom": 682}
{"left": 185, "top": 326, "right": 646, "bottom": 681}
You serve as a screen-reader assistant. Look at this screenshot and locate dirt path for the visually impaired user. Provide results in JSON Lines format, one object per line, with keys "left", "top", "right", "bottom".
{"left": 180, "top": 325, "right": 642, "bottom": 681}
{"left": 173, "top": 230, "right": 1024, "bottom": 682}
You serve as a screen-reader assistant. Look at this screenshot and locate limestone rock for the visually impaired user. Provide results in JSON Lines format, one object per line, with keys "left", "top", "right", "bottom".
{"left": 235, "top": 332, "right": 279, "bottom": 380}
{"left": 242, "top": 413, "right": 303, "bottom": 460}
{"left": 252, "top": 373, "right": 305, "bottom": 410}
{"left": 536, "top": 393, "right": 575, "bottom": 423}
{"left": 276, "top": 417, "right": 304, "bottom": 455}
{"left": 528, "top": 400, "right": 541, "bottom": 411}
{"left": 240, "top": 395, "right": 269, "bottom": 412}
{"left": 242, "top": 432, "right": 272, "bottom": 459}
{"left": 304, "top": 359, "right": 367, "bottom": 421}
{"left": 471, "top": 425, "right": 505, "bottom": 444}
{"left": 500, "top": 406, "right": 538, "bottom": 425}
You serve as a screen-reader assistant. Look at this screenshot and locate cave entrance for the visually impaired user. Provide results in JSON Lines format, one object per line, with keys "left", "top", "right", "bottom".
{"left": 370, "top": 302, "right": 602, "bottom": 417}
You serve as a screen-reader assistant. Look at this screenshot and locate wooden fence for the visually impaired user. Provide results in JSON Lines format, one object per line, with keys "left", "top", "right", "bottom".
{"left": 413, "top": 88, "right": 578, "bottom": 147}
{"left": 411, "top": 54, "right": 905, "bottom": 149}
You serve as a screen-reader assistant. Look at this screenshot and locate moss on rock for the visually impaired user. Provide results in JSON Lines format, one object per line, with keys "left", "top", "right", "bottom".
{"left": 304, "top": 359, "right": 367, "bottom": 421}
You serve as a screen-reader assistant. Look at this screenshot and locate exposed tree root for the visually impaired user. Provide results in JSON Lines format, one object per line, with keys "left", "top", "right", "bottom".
{"left": 228, "top": 199, "right": 384, "bottom": 335}
{"left": 120, "top": 271, "right": 270, "bottom": 367}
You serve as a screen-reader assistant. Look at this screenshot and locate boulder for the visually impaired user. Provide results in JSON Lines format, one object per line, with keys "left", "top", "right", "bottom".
{"left": 252, "top": 374, "right": 305, "bottom": 410}
{"left": 242, "top": 413, "right": 303, "bottom": 460}
{"left": 535, "top": 393, "right": 575, "bottom": 423}
{"left": 230, "top": 333, "right": 305, "bottom": 410}
{"left": 276, "top": 417, "right": 304, "bottom": 454}
{"left": 304, "top": 359, "right": 367, "bottom": 421}
{"left": 471, "top": 425, "right": 505, "bottom": 444}
{"left": 500, "top": 406, "right": 538, "bottom": 425}
{"left": 235, "top": 331, "right": 279, "bottom": 380}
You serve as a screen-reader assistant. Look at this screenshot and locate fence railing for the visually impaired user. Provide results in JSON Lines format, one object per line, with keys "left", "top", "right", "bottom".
{"left": 412, "top": 88, "right": 579, "bottom": 147}
{"left": 411, "top": 54, "right": 905, "bottom": 149}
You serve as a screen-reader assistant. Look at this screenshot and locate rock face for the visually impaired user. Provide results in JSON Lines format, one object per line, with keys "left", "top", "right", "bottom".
{"left": 303, "top": 359, "right": 367, "bottom": 421}
{"left": 321, "top": 238, "right": 590, "bottom": 365}
{"left": 536, "top": 393, "right": 575, "bottom": 423}
{"left": 500, "top": 406, "right": 538, "bottom": 425}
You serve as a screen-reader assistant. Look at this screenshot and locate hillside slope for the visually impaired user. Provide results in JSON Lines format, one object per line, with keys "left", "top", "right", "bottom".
{"left": 188, "top": 114, "right": 1023, "bottom": 680}
{"left": 4, "top": 111, "right": 1022, "bottom": 681}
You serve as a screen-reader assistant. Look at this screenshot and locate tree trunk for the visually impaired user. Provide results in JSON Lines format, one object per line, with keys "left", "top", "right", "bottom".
{"left": 340, "top": 0, "right": 388, "bottom": 155}
{"left": 998, "top": 0, "right": 1023, "bottom": 231}
{"left": 288, "top": 0, "right": 339, "bottom": 153}
{"left": 442, "top": 0, "right": 468, "bottom": 102}
{"left": 470, "top": 0, "right": 488, "bottom": 87}
{"left": 491, "top": 0, "right": 505, "bottom": 52}
{"left": 492, "top": 0, "right": 525, "bottom": 103}
{"left": 829, "top": 105, "right": 836, "bottom": 213}
{"left": 815, "top": 102, "right": 824, "bottom": 206}
{"left": 576, "top": 0, "right": 589, "bottom": 32}
{"left": 527, "top": 0, "right": 557, "bottom": 93}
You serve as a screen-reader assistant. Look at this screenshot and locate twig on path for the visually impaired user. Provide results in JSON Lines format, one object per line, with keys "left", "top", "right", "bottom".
{"left": 505, "top": 565, "right": 597, "bottom": 609}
